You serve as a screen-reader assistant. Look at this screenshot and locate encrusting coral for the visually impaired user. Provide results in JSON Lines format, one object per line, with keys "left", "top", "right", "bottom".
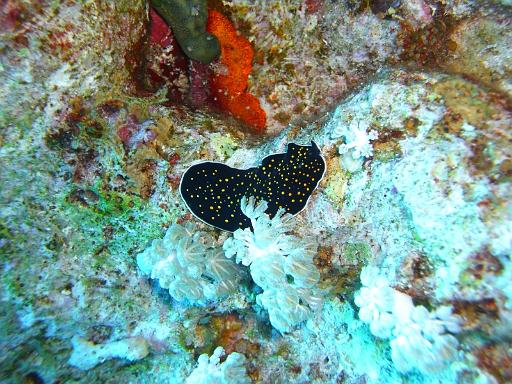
{"left": 137, "top": 222, "right": 241, "bottom": 304}
{"left": 151, "top": 0, "right": 220, "bottom": 63}
{"left": 354, "top": 266, "right": 462, "bottom": 374}
{"left": 185, "top": 346, "right": 250, "bottom": 384}
{"left": 223, "top": 196, "right": 323, "bottom": 333}
{"left": 207, "top": 10, "right": 266, "bottom": 133}
{"left": 68, "top": 336, "right": 149, "bottom": 370}
{"left": 222, "top": 1, "right": 399, "bottom": 133}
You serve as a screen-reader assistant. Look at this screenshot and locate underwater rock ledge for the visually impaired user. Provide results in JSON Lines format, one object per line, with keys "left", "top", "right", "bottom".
{"left": 1, "top": 1, "right": 511, "bottom": 383}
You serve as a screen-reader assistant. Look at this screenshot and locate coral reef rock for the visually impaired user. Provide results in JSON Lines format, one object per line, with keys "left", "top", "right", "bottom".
{"left": 1, "top": 0, "right": 511, "bottom": 383}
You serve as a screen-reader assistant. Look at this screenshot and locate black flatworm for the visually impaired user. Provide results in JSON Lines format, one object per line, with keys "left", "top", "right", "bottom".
{"left": 179, "top": 142, "right": 326, "bottom": 232}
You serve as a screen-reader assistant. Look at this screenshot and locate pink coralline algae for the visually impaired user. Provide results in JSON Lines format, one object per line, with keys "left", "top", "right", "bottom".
{"left": 189, "top": 59, "right": 212, "bottom": 108}
{"left": 147, "top": 8, "right": 212, "bottom": 107}
{"left": 146, "top": 8, "right": 190, "bottom": 102}
{"left": 117, "top": 115, "right": 156, "bottom": 151}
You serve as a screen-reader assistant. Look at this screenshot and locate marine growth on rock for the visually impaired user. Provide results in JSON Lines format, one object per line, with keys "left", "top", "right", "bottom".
{"left": 2, "top": 1, "right": 511, "bottom": 383}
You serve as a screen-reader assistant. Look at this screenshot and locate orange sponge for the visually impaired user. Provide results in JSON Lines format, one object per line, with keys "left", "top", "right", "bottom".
{"left": 207, "top": 10, "right": 266, "bottom": 133}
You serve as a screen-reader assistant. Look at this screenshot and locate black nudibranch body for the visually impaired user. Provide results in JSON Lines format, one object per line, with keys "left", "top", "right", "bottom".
{"left": 179, "top": 142, "right": 326, "bottom": 231}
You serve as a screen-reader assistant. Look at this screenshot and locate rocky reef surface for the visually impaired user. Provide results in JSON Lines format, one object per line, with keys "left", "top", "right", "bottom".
{"left": 1, "top": 1, "right": 511, "bottom": 383}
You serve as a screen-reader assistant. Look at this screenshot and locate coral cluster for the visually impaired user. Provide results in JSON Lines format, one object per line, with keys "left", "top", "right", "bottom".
{"left": 331, "top": 119, "right": 378, "bottom": 172}
{"left": 353, "top": 266, "right": 397, "bottom": 339}
{"left": 185, "top": 346, "right": 250, "bottom": 384}
{"left": 137, "top": 222, "right": 241, "bottom": 304}
{"left": 223, "top": 197, "right": 323, "bottom": 333}
{"left": 355, "top": 266, "right": 461, "bottom": 374}
{"left": 390, "top": 305, "right": 461, "bottom": 374}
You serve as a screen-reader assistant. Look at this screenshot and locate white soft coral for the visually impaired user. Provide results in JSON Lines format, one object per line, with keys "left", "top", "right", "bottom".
{"left": 331, "top": 120, "right": 378, "bottom": 172}
{"left": 354, "top": 266, "right": 462, "bottom": 374}
{"left": 137, "top": 222, "right": 241, "bottom": 304}
{"left": 391, "top": 305, "right": 461, "bottom": 374}
{"left": 354, "top": 266, "right": 400, "bottom": 339}
{"left": 185, "top": 346, "right": 250, "bottom": 384}
{"left": 223, "top": 196, "right": 322, "bottom": 333}
{"left": 335, "top": 120, "right": 378, "bottom": 159}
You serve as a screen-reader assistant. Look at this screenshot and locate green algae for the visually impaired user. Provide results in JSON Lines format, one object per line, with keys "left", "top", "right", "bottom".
{"left": 59, "top": 185, "right": 175, "bottom": 268}
{"left": 176, "top": 328, "right": 195, "bottom": 353}
{"left": 66, "top": 185, "right": 144, "bottom": 217}
{"left": 209, "top": 132, "right": 239, "bottom": 161}
{"left": 342, "top": 242, "right": 373, "bottom": 265}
